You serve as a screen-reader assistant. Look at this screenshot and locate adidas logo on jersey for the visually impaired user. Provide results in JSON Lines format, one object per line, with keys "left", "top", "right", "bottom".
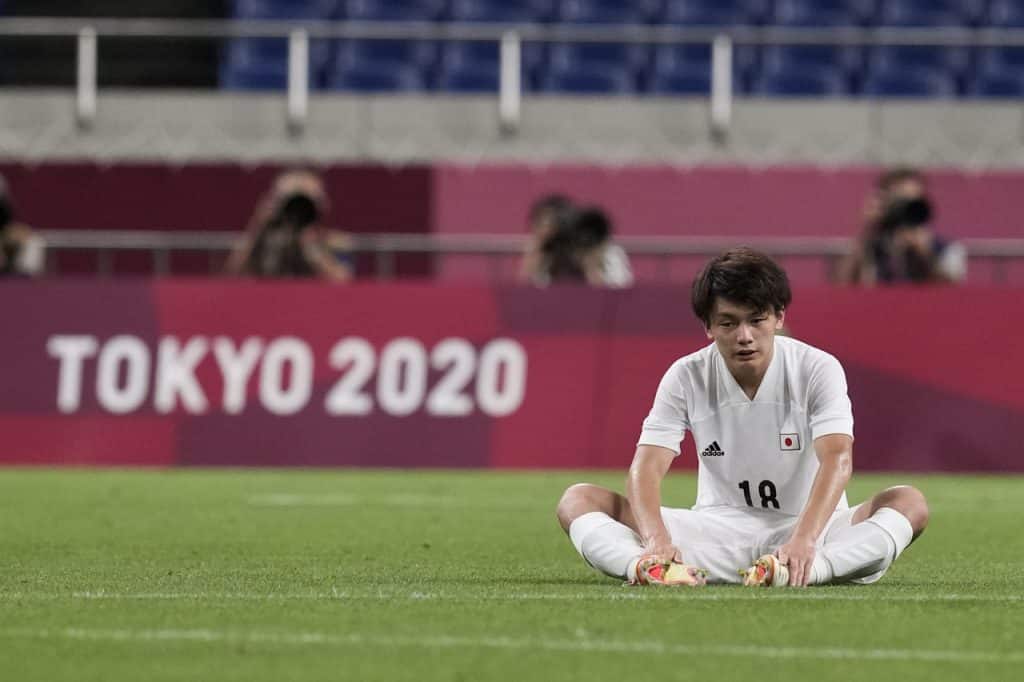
{"left": 700, "top": 441, "right": 725, "bottom": 457}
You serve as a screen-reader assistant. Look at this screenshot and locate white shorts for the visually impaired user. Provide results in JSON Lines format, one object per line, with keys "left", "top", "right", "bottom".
{"left": 661, "top": 503, "right": 868, "bottom": 584}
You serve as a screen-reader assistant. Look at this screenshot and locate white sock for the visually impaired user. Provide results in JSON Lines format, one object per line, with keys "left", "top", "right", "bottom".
{"left": 568, "top": 511, "right": 645, "bottom": 581}
{"left": 810, "top": 507, "right": 915, "bottom": 584}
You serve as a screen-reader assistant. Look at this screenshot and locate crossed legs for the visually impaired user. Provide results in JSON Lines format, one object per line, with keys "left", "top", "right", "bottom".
{"left": 556, "top": 482, "right": 929, "bottom": 586}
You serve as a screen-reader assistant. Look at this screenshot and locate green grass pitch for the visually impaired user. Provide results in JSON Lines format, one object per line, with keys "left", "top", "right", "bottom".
{"left": 0, "top": 468, "right": 1021, "bottom": 682}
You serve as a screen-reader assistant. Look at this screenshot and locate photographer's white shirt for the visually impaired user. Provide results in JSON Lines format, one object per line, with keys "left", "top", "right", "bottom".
{"left": 638, "top": 336, "right": 854, "bottom": 516}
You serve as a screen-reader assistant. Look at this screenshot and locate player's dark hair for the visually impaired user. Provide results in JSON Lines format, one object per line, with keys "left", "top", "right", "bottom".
{"left": 691, "top": 247, "right": 792, "bottom": 326}
{"left": 528, "top": 193, "right": 572, "bottom": 225}
{"left": 877, "top": 166, "right": 925, "bottom": 192}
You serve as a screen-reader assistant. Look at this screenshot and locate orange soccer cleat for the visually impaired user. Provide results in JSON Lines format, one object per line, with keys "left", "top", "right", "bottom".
{"left": 631, "top": 555, "right": 707, "bottom": 587}
{"left": 740, "top": 554, "right": 790, "bottom": 587}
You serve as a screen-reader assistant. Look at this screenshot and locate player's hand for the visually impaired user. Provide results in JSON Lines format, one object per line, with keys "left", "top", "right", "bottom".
{"left": 643, "top": 535, "right": 683, "bottom": 564}
{"left": 776, "top": 535, "right": 816, "bottom": 587}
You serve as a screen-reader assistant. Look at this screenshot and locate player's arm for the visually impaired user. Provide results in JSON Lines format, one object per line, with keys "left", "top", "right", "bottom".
{"left": 777, "top": 433, "right": 853, "bottom": 586}
{"left": 626, "top": 444, "right": 681, "bottom": 563}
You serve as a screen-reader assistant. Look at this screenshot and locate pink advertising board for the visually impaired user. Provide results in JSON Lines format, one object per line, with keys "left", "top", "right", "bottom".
{"left": 1, "top": 281, "right": 1020, "bottom": 472}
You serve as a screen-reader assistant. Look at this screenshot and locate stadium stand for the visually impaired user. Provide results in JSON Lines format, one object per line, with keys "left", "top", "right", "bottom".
{"left": 438, "top": 40, "right": 545, "bottom": 92}
{"left": 7, "top": 1, "right": 1024, "bottom": 97}
{"left": 759, "top": 44, "right": 862, "bottom": 95}
{"left": 862, "top": 69, "right": 958, "bottom": 97}
{"left": 770, "top": 0, "right": 869, "bottom": 27}
{"left": 989, "top": 0, "right": 1024, "bottom": 26}
{"left": 660, "top": 0, "right": 766, "bottom": 26}
{"left": 556, "top": 0, "right": 657, "bottom": 24}
{"left": 220, "top": 0, "right": 336, "bottom": 90}
{"left": 751, "top": 69, "right": 847, "bottom": 97}
{"left": 344, "top": 0, "right": 446, "bottom": 21}
{"left": 545, "top": 42, "right": 649, "bottom": 94}
{"left": 876, "top": 0, "right": 983, "bottom": 27}
{"left": 210, "top": 0, "right": 1024, "bottom": 97}
{"left": 326, "top": 39, "right": 437, "bottom": 91}
{"left": 971, "top": 46, "right": 1024, "bottom": 96}
{"left": 449, "top": 0, "right": 556, "bottom": 23}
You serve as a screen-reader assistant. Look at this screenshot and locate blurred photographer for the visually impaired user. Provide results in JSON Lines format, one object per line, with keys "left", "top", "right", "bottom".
{"left": 226, "top": 170, "right": 354, "bottom": 281}
{"left": 520, "top": 195, "right": 633, "bottom": 288}
{"left": 0, "top": 174, "right": 46, "bottom": 278}
{"left": 520, "top": 193, "right": 573, "bottom": 285}
{"left": 836, "top": 167, "right": 965, "bottom": 285}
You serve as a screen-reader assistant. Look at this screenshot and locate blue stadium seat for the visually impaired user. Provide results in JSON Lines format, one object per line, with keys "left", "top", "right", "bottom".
{"left": 648, "top": 70, "right": 712, "bottom": 94}
{"left": 540, "top": 68, "right": 635, "bottom": 94}
{"left": 770, "top": 0, "right": 869, "bottom": 26}
{"left": 546, "top": 43, "right": 647, "bottom": 94}
{"left": 875, "top": 0, "right": 981, "bottom": 26}
{"left": 438, "top": 41, "right": 543, "bottom": 91}
{"left": 549, "top": 42, "right": 650, "bottom": 74}
{"left": 223, "top": 0, "right": 336, "bottom": 90}
{"left": 442, "top": 41, "right": 499, "bottom": 70}
{"left": 326, "top": 64, "right": 427, "bottom": 91}
{"left": 440, "top": 41, "right": 545, "bottom": 75}
{"left": 869, "top": 46, "right": 970, "bottom": 83}
{"left": 977, "top": 46, "right": 1024, "bottom": 75}
{"left": 761, "top": 45, "right": 861, "bottom": 82}
{"left": 220, "top": 38, "right": 332, "bottom": 90}
{"left": 220, "top": 62, "right": 290, "bottom": 90}
{"left": 751, "top": 68, "right": 848, "bottom": 96}
{"left": 557, "top": 0, "right": 656, "bottom": 24}
{"left": 337, "top": 39, "right": 439, "bottom": 69}
{"left": 659, "top": 0, "right": 767, "bottom": 26}
{"left": 862, "top": 70, "right": 957, "bottom": 97}
{"left": 232, "top": 0, "right": 339, "bottom": 20}
{"left": 330, "top": 40, "right": 437, "bottom": 90}
{"left": 969, "top": 71, "right": 1024, "bottom": 97}
{"left": 986, "top": 0, "right": 1024, "bottom": 27}
{"left": 438, "top": 66, "right": 500, "bottom": 92}
{"left": 222, "top": 36, "right": 333, "bottom": 67}
{"left": 973, "top": 47, "right": 1024, "bottom": 97}
{"left": 649, "top": 44, "right": 711, "bottom": 93}
{"left": 449, "top": 0, "right": 556, "bottom": 22}
{"left": 343, "top": 0, "right": 447, "bottom": 21}
{"left": 649, "top": 44, "right": 757, "bottom": 94}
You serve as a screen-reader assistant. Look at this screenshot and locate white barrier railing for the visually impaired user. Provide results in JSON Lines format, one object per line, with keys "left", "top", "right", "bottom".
{"left": 36, "top": 229, "right": 1024, "bottom": 282}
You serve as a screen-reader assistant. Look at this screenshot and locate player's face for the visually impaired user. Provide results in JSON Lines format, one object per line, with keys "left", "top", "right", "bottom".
{"left": 705, "top": 299, "right": 785, "bottom": 374}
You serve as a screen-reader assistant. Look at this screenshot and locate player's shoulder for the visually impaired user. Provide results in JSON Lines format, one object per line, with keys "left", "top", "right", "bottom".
{"left": 775, "top": 336, "right": 845, "bottom": 377}
{"left": 658, "top": 343, "right": 717, "bottom": 388}
{"left": 671, "top": 342, "right": 717, "bottom": 372}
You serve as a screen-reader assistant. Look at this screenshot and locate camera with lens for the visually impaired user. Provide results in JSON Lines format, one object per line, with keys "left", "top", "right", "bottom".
{"left": 879, "top": 196, "right": 932, "bottom": 234}
{"left": 273, "top": 192, "right": 320, "bottom": 232}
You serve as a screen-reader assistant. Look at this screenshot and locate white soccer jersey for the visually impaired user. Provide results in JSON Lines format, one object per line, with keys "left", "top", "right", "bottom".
{"left": 638, "top": 336, "right": 854, "bottom": 516}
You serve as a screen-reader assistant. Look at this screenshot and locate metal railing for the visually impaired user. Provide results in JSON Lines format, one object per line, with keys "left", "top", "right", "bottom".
{"left": 4, "top": 17, "right": 1024, "bottom": 135}
{"left": 36, "top": 229, "right": 1024, "bottom": 283}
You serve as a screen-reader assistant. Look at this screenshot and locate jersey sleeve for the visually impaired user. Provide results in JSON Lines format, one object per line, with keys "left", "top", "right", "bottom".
{"left": 637, "top": 363, "right": 690, "bottom": 455}
{"left": 808, "top": 354, "right": 854, "bottom": 440}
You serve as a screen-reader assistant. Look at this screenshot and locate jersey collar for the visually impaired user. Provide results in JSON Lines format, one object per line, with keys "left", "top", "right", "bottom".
{"left": 716, "top": 340, "right": 781, "bottom": 404}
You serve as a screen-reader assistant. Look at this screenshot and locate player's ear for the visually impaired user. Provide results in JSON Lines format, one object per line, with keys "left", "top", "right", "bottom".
{"left": 775, "top": 309, "right": 786, "bottom": 329}
{"left": 704, "top": 322, "right": 713, "bottom": 340}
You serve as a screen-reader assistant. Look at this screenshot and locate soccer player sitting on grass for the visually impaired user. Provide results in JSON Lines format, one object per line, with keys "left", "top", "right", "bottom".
{"left": 556, "top": 247, "right": 929, "bottom": 587}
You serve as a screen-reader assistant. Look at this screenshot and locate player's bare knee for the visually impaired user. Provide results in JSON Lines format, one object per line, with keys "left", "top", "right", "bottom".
{"left": 880, "top": 485, "right": 930, "bottom": 536}
{"left": 901, "top": 486, "right": 930, "bottom": 536}
{"left": 556, "top": 483, "right": 599, "bottom": 532}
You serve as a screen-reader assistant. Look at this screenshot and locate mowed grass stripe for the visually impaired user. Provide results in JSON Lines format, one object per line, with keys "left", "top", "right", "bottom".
{"left": 0, "top": 627, "right": 1019, "bottom": 665}
{"left": 1, "top": 590, "right": 1022, "bottom": 603}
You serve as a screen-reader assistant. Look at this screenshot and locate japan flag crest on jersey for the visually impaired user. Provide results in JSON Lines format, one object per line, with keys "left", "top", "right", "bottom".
{"left": 779, "top": 433, "right": 800, "bottom": 451}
